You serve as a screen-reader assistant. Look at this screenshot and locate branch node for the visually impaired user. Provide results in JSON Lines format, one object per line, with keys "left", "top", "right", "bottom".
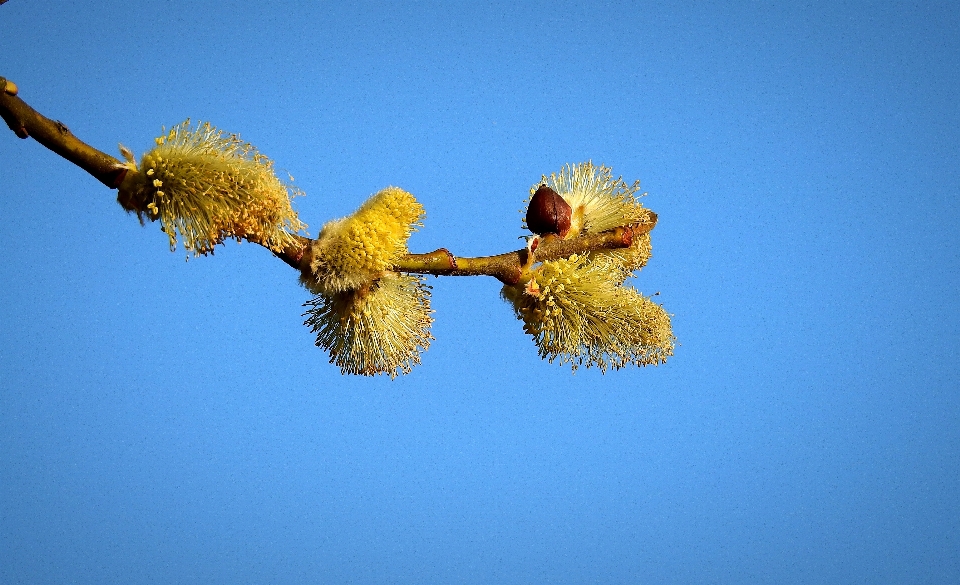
{"left": 441, "top": 248, "right": 457, "bottom": 270}
{"left": 1, "top": 78, "right": 17, "bottom": 96}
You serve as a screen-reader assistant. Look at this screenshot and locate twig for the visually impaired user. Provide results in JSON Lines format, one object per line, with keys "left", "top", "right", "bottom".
{"left": 1, "top": 76, "right": 654, "bottom": 284}
{"left": 392, "top": 222, "right": 654, "bottom": 284}
{"left": 0, "top": 76, "right": 128, "bottom": 188}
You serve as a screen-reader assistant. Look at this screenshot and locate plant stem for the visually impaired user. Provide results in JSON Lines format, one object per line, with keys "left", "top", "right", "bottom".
{"left": 1, "top": 76, "right": 656, "bottom": 284}
{"left": 392, "top": 223, "right": 653, "bottom": 284}
{"left": 0, "top": 76, "right": 129, "bottom": 188}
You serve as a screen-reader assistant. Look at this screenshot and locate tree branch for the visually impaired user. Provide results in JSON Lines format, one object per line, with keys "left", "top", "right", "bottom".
{"left": 0, "top": 77, "right": 129, "bottom": 188}
{"left": 392, "top": 221, "right": 655, "bottom": 285}
{"left": 2, "top": 76, "right": 656, "bottom": 285}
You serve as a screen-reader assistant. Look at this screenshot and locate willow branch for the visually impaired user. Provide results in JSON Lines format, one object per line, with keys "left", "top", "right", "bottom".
{"left": 392, "top": 220, "right": 655, "bottom": 285}
{"left": 2, "top": 76, "right": 657, "bottom": 284}
{"left": 0, "top": 77, "right": 129, "bottom": 188}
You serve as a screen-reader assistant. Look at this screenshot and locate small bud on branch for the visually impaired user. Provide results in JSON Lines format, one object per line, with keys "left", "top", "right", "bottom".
{"left": 526, "top": 185, "right": 572, "bottom": 237}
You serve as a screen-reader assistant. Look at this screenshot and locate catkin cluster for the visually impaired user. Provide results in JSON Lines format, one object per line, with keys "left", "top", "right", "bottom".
{"left": 301, "top": 187, "right": 433, "bottom": 377}
{"left": 504, "top": 162, "right": 675, "bottom": 371}
{"left": 119, "top": 123, "right": 432, "bottom": 378}
{"left": 116, "top": 122, "right": 670, "bottom": 376}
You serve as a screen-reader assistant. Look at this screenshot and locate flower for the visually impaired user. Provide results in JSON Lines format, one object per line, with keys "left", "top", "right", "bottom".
{"left": 502, "top": 254, "right": 674, "bottom": 371}
{"left": 120, "top": 120, "right": 306, "bottom": 255}
{"left": 304, "top": 186, "right": 424, "bottom": 294}
{"left": 530, "top": 162, "right": 654, "bottom": 276}
{"left": 304, "top": 273, "right": 434, "bottom": 378}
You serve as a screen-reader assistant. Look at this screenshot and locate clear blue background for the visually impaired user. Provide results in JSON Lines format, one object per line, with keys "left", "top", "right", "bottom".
{"left": 2, "top": 1, "right": 958, "bottom": 583}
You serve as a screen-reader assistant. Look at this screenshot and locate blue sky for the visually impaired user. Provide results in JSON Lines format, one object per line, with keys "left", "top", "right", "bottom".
{"left": 2, "top": 1, "right": 958, "bottom": 583}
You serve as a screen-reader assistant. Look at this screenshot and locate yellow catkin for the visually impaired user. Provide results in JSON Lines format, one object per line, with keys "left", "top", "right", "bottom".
{"left": 502, "top": 254, "right": 674, "bottom": 371}
{"left": 126, "top": 120, "right": 305, "bottom": 255}
{"left": 306, "top": 187, "right": 424, "bottom": 294}
{"left": 303, "top": 273, "right": 434, "bottom": 378}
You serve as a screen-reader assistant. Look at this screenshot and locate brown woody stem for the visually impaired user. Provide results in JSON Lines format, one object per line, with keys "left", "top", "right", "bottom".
{"left": 0, "top": 76, "right": 128, "bottom": 188}
{"left": 392, "top": 221, "right": 654, "bottom": 284}
{"left": 2, "top": 76, "right": 657, "bottom": 283}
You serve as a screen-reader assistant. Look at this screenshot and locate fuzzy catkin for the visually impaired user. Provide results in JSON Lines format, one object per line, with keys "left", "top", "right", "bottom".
{"left": 304, "top": 273, "right": 434, "bottom": 378}
{"left": 503, "top": 254, "right": 674, "bottom": 371}
{"left": 305, "top": 187, "right": 424, "bottom": 294}
{"left": 128, "top": 120, "right": 305, "bottom": 255}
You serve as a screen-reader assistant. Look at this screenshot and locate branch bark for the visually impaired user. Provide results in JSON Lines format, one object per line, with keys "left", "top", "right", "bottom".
{"left": 1, "top": 76, "right": 656, "bottom": 285}
{"left": 0, "top": 77, "right": 129, "bottom": 188}
{"left": 392, "top": 221, "right": 654, "bottom": 284}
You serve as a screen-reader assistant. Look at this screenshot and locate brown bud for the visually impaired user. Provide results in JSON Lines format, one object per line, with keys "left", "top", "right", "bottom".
{"left": 526, "top": 185, "right": 572, "bottom": 237}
